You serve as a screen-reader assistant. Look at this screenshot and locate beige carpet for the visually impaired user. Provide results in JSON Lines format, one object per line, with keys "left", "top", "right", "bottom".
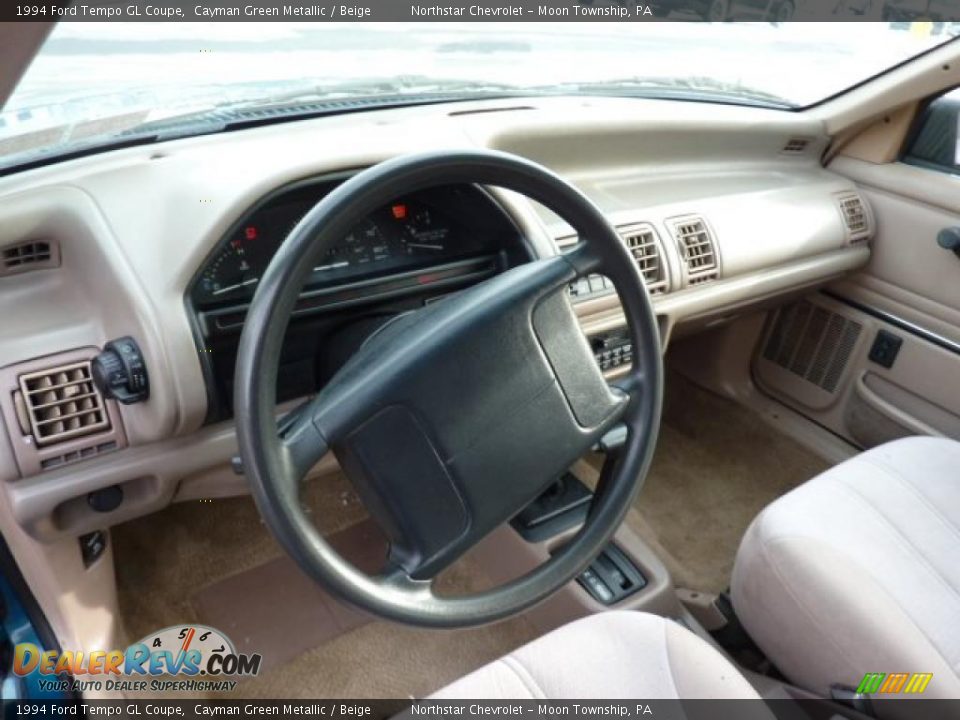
{"left": 112, "top": 473, "right": 535, "bottom": 699}
{"left": 111, "top": 372, "right": 826, "bottom": 696}
{"left": 613, "top": 371, "right": 829, "bottom": 594}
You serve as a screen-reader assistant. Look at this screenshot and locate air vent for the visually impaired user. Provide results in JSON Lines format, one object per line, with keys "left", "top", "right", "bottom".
{"left": 1, "top": 240, "right": 59, "bottom": 276}
{"left": 620, "top": 224, "right": 668, "bottom": 295}
{"left": 837, "top": 192, "right": 871, "bottom": 243}
{"left": 17, "top": 362, "right": 110, "bottom": 447}
{"left": 781, "top": 137, "right": 811, "bottom": 155}
{"left": 762, "top": 300, "right": 862, "bottom": 393}
{"left": 671, "top": 217, "right": 719, "bottom": 285}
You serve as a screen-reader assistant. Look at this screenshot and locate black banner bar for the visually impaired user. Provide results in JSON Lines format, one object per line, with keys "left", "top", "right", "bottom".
{"left": 4, "top": 699, "right": 960, "bottom": 720}
{"left": 6, "top": 0, "right": 960, "bottom": 22}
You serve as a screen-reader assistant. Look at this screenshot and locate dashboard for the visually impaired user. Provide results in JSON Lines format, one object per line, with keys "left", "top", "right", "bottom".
{"left": 187, "top": 178, "right": 531, "bottom": 421}
{"left": 0, "top": 95, "right": 874, "bottom": 547}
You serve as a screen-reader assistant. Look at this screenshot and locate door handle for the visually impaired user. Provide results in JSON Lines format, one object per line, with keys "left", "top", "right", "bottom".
{"left": 937, "top": 227, "right": 960, "bottom": 259}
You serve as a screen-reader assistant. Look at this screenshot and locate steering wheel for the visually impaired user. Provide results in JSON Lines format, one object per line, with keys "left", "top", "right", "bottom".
{"left": 234, "top": 150, "right": 663, "bottom": 628}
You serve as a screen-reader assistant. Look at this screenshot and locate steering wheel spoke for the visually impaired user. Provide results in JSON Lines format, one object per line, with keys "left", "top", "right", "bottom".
{"left": 278, "top": 405, "right": 330, "bottom": 486}
{"left": 562, "top": 239, "right": 605, "bottom": 277}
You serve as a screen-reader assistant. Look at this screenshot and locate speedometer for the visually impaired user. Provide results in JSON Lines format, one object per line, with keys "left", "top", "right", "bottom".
{"left": 315, "top": 218, "right": 390, "bottom": 272}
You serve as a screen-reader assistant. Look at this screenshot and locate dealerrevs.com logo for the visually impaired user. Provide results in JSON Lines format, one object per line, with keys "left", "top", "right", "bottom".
{"left": 13, "top": 625, "right": 262, "bottom": 694}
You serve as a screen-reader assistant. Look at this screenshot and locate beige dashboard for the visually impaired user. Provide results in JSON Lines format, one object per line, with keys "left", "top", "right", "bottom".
{"left": 0, "top": 95, "right": 871, "bottom": 542}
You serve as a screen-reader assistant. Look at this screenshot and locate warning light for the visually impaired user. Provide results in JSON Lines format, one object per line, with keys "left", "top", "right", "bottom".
{"left": 244, "top": 226, "right": 258, "bottom": 241}
{"left": 391, "top": 204, "right": 407, "bottom": 220}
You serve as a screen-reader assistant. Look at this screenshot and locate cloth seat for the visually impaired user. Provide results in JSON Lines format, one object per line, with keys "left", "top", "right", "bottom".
{"left": 732, "top": 436, "right": 960, "bottom": 702}
{"left": 430, "top": 611, "right": 761, "bottom": 700}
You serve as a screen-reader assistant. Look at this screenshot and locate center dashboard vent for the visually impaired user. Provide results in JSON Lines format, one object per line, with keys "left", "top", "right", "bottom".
{"left": 558, "top": 223, "right": 670, "bottom": 300}
{"left": 16, "top": 362, "right": 110, "bottom": 447}
{"left": 836, "top": 192, "right": 871, "bottom": 243}
{"left": 670, "top": 217, "right": 719, "bottom": 285}
{"left": 1, "top": 240, "right": 59, "bottom": 276}
{"left": 620, "top": 223, "right": 668, "bottom": 296}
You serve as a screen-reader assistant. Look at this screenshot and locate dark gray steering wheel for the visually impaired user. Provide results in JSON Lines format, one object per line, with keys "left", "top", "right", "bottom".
{"left": 234, "top": 150, "right": 662, "bottom": 628}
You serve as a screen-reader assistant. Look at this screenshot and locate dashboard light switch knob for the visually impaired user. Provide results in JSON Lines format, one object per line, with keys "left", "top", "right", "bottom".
{"left": 92, "top": 336, "right": 150, "bottom": 404}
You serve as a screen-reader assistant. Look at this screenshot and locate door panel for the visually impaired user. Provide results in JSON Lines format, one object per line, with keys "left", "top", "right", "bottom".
{"left": 753, "top": 292, "right": 960, "bottom": 448}
{"left": 752, "top": 152, "right": 960, "bottom": 448}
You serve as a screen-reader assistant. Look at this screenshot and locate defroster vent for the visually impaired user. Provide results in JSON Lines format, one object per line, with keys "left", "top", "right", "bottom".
{"left": 762, "top": 301, "right": 862, "bottom": 393}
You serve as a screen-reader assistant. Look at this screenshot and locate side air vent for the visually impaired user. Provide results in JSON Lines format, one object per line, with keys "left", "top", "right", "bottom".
{"left": 762, "top": 300, "right": 862, "bottom": 393}
{"left": 1, "top": 240, "right": 59, "bottom": 276}
{"left": 837, "top": 192, "right": 871, "bottom": 243}
{"left": 17, "top": 362, "right": 110, "bottom": 447}
{"left": 620, "top": 224, "right": 668, "bottom": 296}
{"left": 670, "top": 217, "right": 719, "bottom": 285}
{"left": 781, "top": 137, "right": 811, "bottom": 155}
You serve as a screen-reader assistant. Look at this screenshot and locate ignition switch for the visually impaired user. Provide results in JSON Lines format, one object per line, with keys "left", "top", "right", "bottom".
{"left": 91, "top": 336, "right": 150, "bottom": 404}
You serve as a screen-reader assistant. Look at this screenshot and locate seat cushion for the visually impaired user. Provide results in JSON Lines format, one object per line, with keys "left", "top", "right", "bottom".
{"left": 732, "top": 436, "right": 960, "bottom": 699}
{"left": 430, "top": 611, "right": 761, "bottom": 700}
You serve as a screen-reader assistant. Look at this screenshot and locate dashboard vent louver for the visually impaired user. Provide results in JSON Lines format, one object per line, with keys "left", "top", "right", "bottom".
{"left": 781, "top": 137, "right": 811, "bottom": 155}
{"left": 17, "top": 362, "right": 110, "bottom": 447}
{"left": 620, "top": 224, "right": 668, "bottom": 295}
{"left": 2, "top": 241, "right": 59, "bottom": 276}
{"left": 671, "top": 217, "right": 719, "bottom": 285}
{"left": 837, "top": 192, "right": 871, "bottom": 243}
{"left": 762, "top": 300, "right": 862, "bottom": 393}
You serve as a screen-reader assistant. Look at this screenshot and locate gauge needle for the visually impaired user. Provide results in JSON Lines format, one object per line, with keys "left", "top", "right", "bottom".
{"left": 314, "top": 261, "right": 350, "bottom": 272}
{"left": 212, "top": 277, "right": 259, "bottom": 296}
{"left": 406, "top": 242, "right": 444, "bottom": 251}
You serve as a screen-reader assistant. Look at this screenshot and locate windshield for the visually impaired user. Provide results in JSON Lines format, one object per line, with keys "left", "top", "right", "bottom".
{"left": 2, "top": 22, "right": 954, "bottom": 171}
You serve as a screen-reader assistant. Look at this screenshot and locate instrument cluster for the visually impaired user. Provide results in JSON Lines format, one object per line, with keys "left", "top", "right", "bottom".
{"left": 192, "top": 181, "right": 500, "bottom": 309}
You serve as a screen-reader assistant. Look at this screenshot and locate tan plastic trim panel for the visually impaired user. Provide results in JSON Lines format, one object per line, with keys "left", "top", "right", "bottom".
{"left": 0, "top": 187, "right": 180, "bottom": 459}
{"left": 831, "top": 102, "right": 919, "bottom": 165}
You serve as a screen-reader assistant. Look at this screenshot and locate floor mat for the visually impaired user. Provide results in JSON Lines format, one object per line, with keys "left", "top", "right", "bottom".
{"left": 607, "top": 371, "right": 830, "bottom": 594}
{"left": 112, "top": 474, "right": 536, "bottom": 699}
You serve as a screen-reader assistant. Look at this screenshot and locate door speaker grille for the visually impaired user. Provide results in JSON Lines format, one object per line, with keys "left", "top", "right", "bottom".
{"left": 762, "top": 301, "right": 861, "bottom": 393}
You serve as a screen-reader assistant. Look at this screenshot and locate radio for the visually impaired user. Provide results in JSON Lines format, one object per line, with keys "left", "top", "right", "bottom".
{"left": 590, "top": 328, "right": 633, "bottom": 372}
